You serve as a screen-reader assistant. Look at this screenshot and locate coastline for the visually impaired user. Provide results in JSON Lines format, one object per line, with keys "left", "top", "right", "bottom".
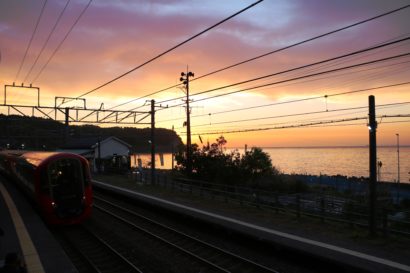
{"left": 290, "top": 173, "right": 410, "bottom": 202}
{"left": 227, "top": 145, "right": 410, "bottom": 149}
{"left": 133, "top": 146, "right": 410, "bottom": 183}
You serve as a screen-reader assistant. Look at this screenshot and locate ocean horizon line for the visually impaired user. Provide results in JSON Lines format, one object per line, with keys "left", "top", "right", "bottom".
{"left": 226, "top": 145, "right": 410, "bottom": 149}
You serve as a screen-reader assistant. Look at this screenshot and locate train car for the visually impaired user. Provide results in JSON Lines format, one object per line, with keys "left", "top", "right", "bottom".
{"left": 0, "top": 150, "right": 92, "bottom": 225}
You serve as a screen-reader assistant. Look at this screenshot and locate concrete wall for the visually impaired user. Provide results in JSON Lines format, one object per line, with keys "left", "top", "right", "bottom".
{"left": 92, "top": 138, "right": 130, "bottom": 172}
{"left": 94, "top": 139, "right": 129, "bottom": 158}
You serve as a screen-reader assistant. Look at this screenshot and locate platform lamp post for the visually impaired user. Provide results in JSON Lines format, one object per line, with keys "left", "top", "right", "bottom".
{"left": 396, "top": 133, "right": 400, "bottom": 204}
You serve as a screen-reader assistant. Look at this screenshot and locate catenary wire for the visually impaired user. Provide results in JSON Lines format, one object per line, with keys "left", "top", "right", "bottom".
{"left": 150, "top": 54, "right": 410, "bottom": 126}
{"left": 182, "top": 114, "right": 410, "bottom": 136}
{"left": 160, "top": 51, "right": 410, "bottom": 113}
{"left": 73, "top": 0, "right": 264, "bottom": 99}
{"left": 106, "top": 54, "right": 410, "bottom": 125}
{"left": 158, "top": 37, "right": 410, "bottom": 105}
{"left": 188, "top": 53, "right": 410, "bottom": 103}
{"left": 23, "top": 0, "right": 72, "bottom": 83}
{"left": 293, "top": 120, "right": 410, "bottom": 129}
{"left": 184, "top": 102, "right": 410, "bottom": 128}
{"left": 184, "top": 117, "right": 369, "bottom": 135}
{"left": 31, "top": 0, "right": 93, "bottom": 84}
{"left": 268, "top": 39, "right": 410, "bottom": 93}
{"left": 122, "top": 58, "right": 409, "bottom": 126}
{"left": 186, "top": 103, "right": 410, "bottom": 133}
{"left": 115, "top": 46, "right": 410, "bottom": 125}
{"left": 187, "top": 37, "right": 410, "bottom": 103}
{"left": 14, "top": 0, "right": 48, "bottom": 83}
{"left": 107, "top": 4, "right": 410, "bottom": 111}
{"left": 105, "top": 17, "right": 408, "bottom": 126}
{"left": 157, "top": 81, "right": 410, "bottom": 124}
{"left": 214, "top": 119, "right": 410, "bottom": 131}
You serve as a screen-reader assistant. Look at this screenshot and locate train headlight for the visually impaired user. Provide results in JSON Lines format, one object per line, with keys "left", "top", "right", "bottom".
{"left": 51, "top": 201, "right": 57, "bottom": 208}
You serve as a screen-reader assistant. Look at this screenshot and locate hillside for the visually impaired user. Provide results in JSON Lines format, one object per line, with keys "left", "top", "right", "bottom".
{"left": 0, "top": 114, "right": 183, "bottom": 152}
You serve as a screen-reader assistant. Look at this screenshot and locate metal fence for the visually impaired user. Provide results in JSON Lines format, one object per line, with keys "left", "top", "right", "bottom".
{"left": 133, "top": 171, "right": 410, "bottom": 237}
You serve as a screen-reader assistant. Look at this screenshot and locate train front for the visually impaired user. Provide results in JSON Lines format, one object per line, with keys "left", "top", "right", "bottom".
{"left": 38, "top": 153, "right": 93, "bottom": 225}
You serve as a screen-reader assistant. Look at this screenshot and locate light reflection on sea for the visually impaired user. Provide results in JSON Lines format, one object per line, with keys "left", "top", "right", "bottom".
{"left": 260, "top": 147, "right": 409, "bottom": 183}
{"left": 131, "top": 147, "right": 410, "bottom": 183}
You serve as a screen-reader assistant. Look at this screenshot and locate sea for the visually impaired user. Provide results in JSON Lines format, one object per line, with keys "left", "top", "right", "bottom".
{"left": 131, "top": 146, "right": 410, "bottom": 183}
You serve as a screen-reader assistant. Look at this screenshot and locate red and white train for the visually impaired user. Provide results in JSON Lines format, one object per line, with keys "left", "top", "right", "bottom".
{"left": 0, "top": 151, "right": 92, "bottom": 225}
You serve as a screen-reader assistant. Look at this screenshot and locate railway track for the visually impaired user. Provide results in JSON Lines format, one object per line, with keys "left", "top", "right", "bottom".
{"left": 55, "top": 186, "right": 371, "bottom": 273}
{"left": 93, "top": 193, "right": 280, "bottom": 273}
{"left": 54, "top": 225, "right": 144, "bottom": 273}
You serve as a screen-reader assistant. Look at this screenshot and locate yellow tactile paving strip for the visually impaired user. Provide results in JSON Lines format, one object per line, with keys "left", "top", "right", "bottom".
{"left": 0, "top": 182, "right": 45, "bottom": 273}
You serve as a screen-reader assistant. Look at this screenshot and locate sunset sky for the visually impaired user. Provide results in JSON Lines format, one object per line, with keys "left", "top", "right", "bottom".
{"left": 1, "top": 0, "right": 409, "bottom": 147}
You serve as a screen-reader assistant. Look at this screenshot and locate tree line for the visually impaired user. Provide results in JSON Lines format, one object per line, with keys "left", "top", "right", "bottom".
{"left": 175, "top": 136, "right": 308, "bottom": 192}
{"left": 0, "top": 114, "right": 182, "bottom": 152}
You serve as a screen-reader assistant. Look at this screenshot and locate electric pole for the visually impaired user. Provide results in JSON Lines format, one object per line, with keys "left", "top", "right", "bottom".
{"left": 97, "top": 137, "right": 101, "bottom": 173}
{"left": 368, "top": 95, "right": 377, "bottom": 237}
{"left": 396, "top": 133, "right": 400, "bottom": 203}
{"left": 65, "top": 107, "right": 69, "bottom": 143}
{"left": 151, "top": 99, "right": 156, "bottom": 184}
{"left": 180, "top": 70, "right": 194, "bottom": 175}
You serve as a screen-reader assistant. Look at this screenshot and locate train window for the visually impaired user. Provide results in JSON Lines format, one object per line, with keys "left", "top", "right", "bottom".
{"left": 40, "top": 169, "right": 49, "bottom": 192}
{"left": 82, "top": 162, "right": 90, "bottom": 186}
{"left": 47, "top": 158, "right": 84, "bottom": 194}
{"left": 15, "top": 160, "right": 35, "bottom": 189}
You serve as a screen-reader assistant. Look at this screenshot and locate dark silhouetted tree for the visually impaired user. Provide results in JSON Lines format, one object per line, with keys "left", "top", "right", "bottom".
{"left": 175, "top": 138, "right": 279, "bottom": 186}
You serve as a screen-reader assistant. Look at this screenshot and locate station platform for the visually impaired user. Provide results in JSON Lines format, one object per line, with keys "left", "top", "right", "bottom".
{"left": 0, "top": 176, "right": 78, "bottom": 273}
{"left": 93, "top": 180, "right": 410, "bottom": 273}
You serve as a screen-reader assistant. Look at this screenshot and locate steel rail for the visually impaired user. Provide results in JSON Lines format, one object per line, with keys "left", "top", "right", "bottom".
{"left": 94, "top": 195, "right": 279, "bottom": 273}
{"left": 59, "top": 225, "right": 144, "bottom": 273}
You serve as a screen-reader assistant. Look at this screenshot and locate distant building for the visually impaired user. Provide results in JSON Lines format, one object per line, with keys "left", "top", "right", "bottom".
{"left": 59, "top": 136, "right": 131, "bottom": 173}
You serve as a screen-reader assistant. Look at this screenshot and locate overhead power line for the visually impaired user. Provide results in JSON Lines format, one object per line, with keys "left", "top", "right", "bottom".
{"left": 75, "top": 0, "right": 264, "bottom": 99}
{"left": 168, "top": 51, "right": 410, "bottom": 110}
{"left": 159, "top": 37, "right": 410, "bottom": 104}
{"left": 14, "top": 0, "right": 48, "bottom": 82}
{"left": 31, "top": 0, "right": 93, "bottom": 84}
{"left": 157, "top": 81, "right": 410, "bottom": 124}
{"left": 185, "top": 114, "right": 410, "bottom": 136}
{"left": 187, "top": 5, "right": 410, "bottom": 83}
{"left": 294, "top": 119, "right": 410, "bottom": 129}
{"left": 107, "top": 56, "right": 409, "bottom": 125}
{"left": 186, "top": 117, "right": 368, "bottom": 135}
{"left": 190, "top": 101, "right": 410, "bottom": 131}
{"left": 108, "top": 55, "right": 410, "bottom": 124}
{"left": 106, "top": 55, "right": 409, "bottom": 125}
{"left": 182, "top": 102, "right": 410, "bottom": 129}
{"left": 201, "top": 118, "right": 410, "bottom": 132}
{"left": 23, "top": 0, "right": 72, "bottom": 83}
{"left": 108, "top": 4, "right": 410, "bottom": 111}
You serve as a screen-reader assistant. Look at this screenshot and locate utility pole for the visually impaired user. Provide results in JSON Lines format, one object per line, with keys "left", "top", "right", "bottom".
{"left": 150, "top": 99, "right": 156, "bottom": 184}
{"left": 396, "top": 133, "right": 400, "bottom": 203}
{"left": 97, "top": 137, "right": 101, "bottom": 173}
{"left": 64, "top": 107, "right": 69, "bottom": 143}
{"left": 180, "top": 70, "right": 194, "bottom": 175}
{"left": 171, "top": 125, "right": 175, "bottom": 170}
{"left": 368, "top": 95, "right": 377, "bottom": 237}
